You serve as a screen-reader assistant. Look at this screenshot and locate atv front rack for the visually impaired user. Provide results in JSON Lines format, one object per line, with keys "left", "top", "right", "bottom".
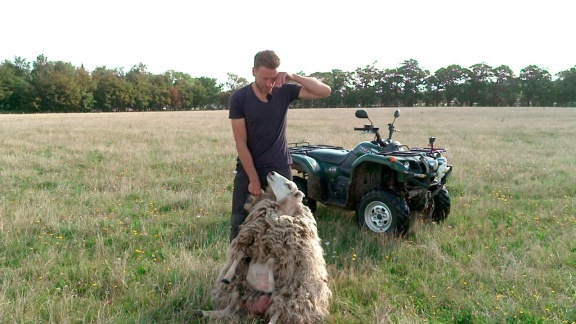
{"left": 378, "top": 147, "right": 447, "bottom": 158}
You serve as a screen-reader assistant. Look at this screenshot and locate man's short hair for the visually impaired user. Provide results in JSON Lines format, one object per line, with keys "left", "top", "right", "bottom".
{"left": 254, "top": 50, "right": 280, "bottom": 69}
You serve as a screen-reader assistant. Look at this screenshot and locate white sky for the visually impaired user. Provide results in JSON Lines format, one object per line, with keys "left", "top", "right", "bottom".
{"left": 1, "top": 0, "right": 574, "bottom": 84}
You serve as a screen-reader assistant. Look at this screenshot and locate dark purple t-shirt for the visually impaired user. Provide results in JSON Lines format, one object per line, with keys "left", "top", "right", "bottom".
{"left": 229, "top": 83, "right": 301, "bottom": 169}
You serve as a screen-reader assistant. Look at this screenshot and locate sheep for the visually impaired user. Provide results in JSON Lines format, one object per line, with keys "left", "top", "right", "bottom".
{"left": 197, "top": 171, "right": 332, "bottom": 323}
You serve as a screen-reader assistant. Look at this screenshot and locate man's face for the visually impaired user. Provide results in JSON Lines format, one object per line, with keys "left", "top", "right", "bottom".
{"left": 253, "top": 66, "right": 278, "bottom": 95}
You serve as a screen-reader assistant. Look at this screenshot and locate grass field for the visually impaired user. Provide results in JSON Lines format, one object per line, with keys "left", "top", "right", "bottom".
{"left": 1, "top": 107, "right": 575, "bottom": 323}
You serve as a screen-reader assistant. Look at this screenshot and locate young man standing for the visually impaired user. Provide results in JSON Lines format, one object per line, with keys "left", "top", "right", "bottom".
{"left": 228, "top": 50, "right": 331, "bottom": 241}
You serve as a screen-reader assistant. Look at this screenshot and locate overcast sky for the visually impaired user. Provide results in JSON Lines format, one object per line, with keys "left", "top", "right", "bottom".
{"left": 2, "top": 0, "right": 574, "bottom": 84}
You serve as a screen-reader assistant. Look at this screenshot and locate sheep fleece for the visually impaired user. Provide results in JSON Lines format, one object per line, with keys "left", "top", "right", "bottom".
{"left": 211, "top": 191, "right": 332, "bottom": 323}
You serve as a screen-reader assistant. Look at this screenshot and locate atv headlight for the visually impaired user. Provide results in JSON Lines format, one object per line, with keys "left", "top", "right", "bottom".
{"left": 436, "top": 157, "right": 448, "bottom": 180}
{"left": 427, "top": 159, "right": 438, "bottom": 171}
{"left": 403, "top": 161, "right": 410, "bottom": 170}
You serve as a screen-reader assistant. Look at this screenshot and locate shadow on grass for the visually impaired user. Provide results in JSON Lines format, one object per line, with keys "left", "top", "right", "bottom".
{"left": 312, "top": 205, "right": 408, "bottom": 270}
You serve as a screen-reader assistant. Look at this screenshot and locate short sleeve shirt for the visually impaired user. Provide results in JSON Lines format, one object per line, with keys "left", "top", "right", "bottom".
{"left": 229, "top": 83, "right": 301, "bottom": 169}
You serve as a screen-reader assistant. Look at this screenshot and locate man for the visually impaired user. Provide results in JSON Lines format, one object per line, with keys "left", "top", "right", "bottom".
{"left": 229, "top": 50, "right": 331, "bottom": 241}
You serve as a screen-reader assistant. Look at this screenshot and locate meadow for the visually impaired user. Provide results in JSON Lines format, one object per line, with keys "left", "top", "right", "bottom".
{"left": 0, "top": 107, "right": 575, "bottom": 323}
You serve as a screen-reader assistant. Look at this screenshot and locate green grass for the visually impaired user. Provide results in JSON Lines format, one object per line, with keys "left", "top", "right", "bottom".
{"left": 1, "top": 108, "right": 575, "bottom": 323}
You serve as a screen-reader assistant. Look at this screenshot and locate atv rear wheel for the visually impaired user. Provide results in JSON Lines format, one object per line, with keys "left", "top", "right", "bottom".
{"left": 293, "top": 176, "right": 317, "bottom": 213}
{"left": 357, "top": 189, "right": 410, "bottom": 234}
{"left": 431, "top": 187, "right": 451, "bottom": 222}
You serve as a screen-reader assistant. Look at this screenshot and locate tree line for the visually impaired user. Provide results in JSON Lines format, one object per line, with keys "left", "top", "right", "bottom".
{"left": 303, "top": 60, "right": 576, "bottom": 108}
{"left": 0, "top": 55, "right": 222, "bottom": 113}
{"left": 1, "top": 55, "right": 575, "bottom": 113}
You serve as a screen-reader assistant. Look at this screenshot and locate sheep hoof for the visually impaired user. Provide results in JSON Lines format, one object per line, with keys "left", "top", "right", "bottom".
{"left": 193, "top": 310, "right": 204, "bottom": 318}
{"left": 221, "top": 278, "right": 230, "bottom": 284}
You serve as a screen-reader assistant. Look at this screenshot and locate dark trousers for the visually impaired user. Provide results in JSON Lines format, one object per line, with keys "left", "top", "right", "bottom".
{"left": 230, "top": 163, "right": 292, "bottom": 242}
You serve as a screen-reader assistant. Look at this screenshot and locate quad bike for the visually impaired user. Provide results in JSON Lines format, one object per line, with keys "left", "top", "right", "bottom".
{"left": 289, "top": 109, "right": 453, "bottom": 234}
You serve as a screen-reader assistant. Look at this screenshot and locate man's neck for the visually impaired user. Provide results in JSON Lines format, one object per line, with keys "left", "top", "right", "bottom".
{"left": 251, "top": 83, "right": 270, "bottom": 102}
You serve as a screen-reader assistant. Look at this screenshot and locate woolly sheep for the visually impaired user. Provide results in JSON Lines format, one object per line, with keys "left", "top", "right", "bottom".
{"left": 197, "top": 171, "right": 332, "bottom": 323}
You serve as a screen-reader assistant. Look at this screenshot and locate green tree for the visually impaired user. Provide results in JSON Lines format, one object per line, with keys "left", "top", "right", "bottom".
{"left": 519, "top": 65, "right": 552, "bottom": 106}
{"left": 491, "top": 65, "right": 518, "bottom": 107}
{"left": 149, "top": 73, "right": 171, "bottom": 111}
{"left": 378, "top": 69, "right": 403, "bottom": 107}
{"left": 345, "top": 64, "right": 379, "bottom": 107}
{"left": 126, "top": 63, "right": 153, "bottom": 111}
{"left": 194, "top": 77, "right": 221, "bottom": 109}
{"left": 435, "top": 65, "right": 470, "bottom": 106}
{"left": 468, "top": 63, "right": 494, "bottom": 106}
{"left": 219, "top": 73, "right": 249, "bottom": 109}
{"left": 322, "top": 69, "right": 349, "bottom": 108}
{"left": 30, "top": 55, "right": 52, "bottom": 111}
{"left": 338, "top": 70, "right": 356, "bottom": 108}
{"left": 396, "top": 59, "right": 429, "bottom": 107}
{"left": 554, "top": 66, "right": 576, "bottom": 106}
{"left": 0, "top": 57, "right": 35, "bottom": 112}
{"left": 168, "top": 71, "right": 198, "bottom": 110}
{"left": 92, "top": 67, "right": 132, "bottom": 112}
{"left": 0, "top": 64, "right": 14, "bottom": 109}
{"left": 222, "top": 73, "right": 249, "bottom": 93}
{"left": 31, "top": 55, "right": 94, "bottom": 112}
{"left": 424, "top": 74, "right": 443, "bottom": 106}
{"left": 76, "top": 65, "right": 95, "bottom": 112}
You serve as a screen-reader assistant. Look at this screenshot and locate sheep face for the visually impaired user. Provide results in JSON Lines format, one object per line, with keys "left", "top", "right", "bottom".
{"left": 266, "top": 171, "right": 304, "bottom": 204}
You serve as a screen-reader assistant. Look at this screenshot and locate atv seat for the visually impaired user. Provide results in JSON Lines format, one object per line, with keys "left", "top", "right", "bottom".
{"left": 307, "top": 149, "right": 351, "bottom": 166}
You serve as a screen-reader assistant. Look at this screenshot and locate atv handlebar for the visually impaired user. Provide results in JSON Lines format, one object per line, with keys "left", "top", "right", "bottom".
{"left": 354, "top": 125, "right": 380, "bottom": 132}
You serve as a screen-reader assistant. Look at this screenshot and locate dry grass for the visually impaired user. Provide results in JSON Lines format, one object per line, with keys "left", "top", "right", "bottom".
{"left": 1, "top": 107, "right": 575, "bottom": 323}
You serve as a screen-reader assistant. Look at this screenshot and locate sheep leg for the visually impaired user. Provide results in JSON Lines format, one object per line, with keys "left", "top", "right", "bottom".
{"left": 221, "top": 250, "right": 244, "bottom": 284}
{"left": 195, "top": 307, "right": 233, "bottom": 319}
{"left": 268, "top": 310, "right": 281, "bottom": 324}
{"left": 266, "top": 257, "right": 275, "bottom": 294}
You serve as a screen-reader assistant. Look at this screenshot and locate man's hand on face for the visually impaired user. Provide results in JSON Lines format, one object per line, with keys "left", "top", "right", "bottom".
{"left": 274, "top": 72, "right": 293, "bottom": 88}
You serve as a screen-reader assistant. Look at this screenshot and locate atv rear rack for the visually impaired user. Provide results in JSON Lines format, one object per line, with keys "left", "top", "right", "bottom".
{"left": 288, "top": 142, "right": 345, "bottom": 154}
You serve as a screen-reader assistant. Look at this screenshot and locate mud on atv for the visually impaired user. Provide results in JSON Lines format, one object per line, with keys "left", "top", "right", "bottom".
{"left": 289, "top": 109, "right": 453, "bottom": 235}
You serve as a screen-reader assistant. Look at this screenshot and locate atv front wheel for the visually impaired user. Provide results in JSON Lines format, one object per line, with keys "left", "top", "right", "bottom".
{"left": 357, "top": 189, "right": 410, "bottom": 234}
{"left": 293, "top": 176, "right": 317, "bottom": 213}
{"left": 431, "top": 187, "right": 451, "bottom": 222}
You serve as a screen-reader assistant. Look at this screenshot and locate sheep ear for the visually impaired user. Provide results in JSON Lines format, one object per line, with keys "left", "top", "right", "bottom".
{"left": 294, "top": 190, "right": 304, "bottom": 202}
